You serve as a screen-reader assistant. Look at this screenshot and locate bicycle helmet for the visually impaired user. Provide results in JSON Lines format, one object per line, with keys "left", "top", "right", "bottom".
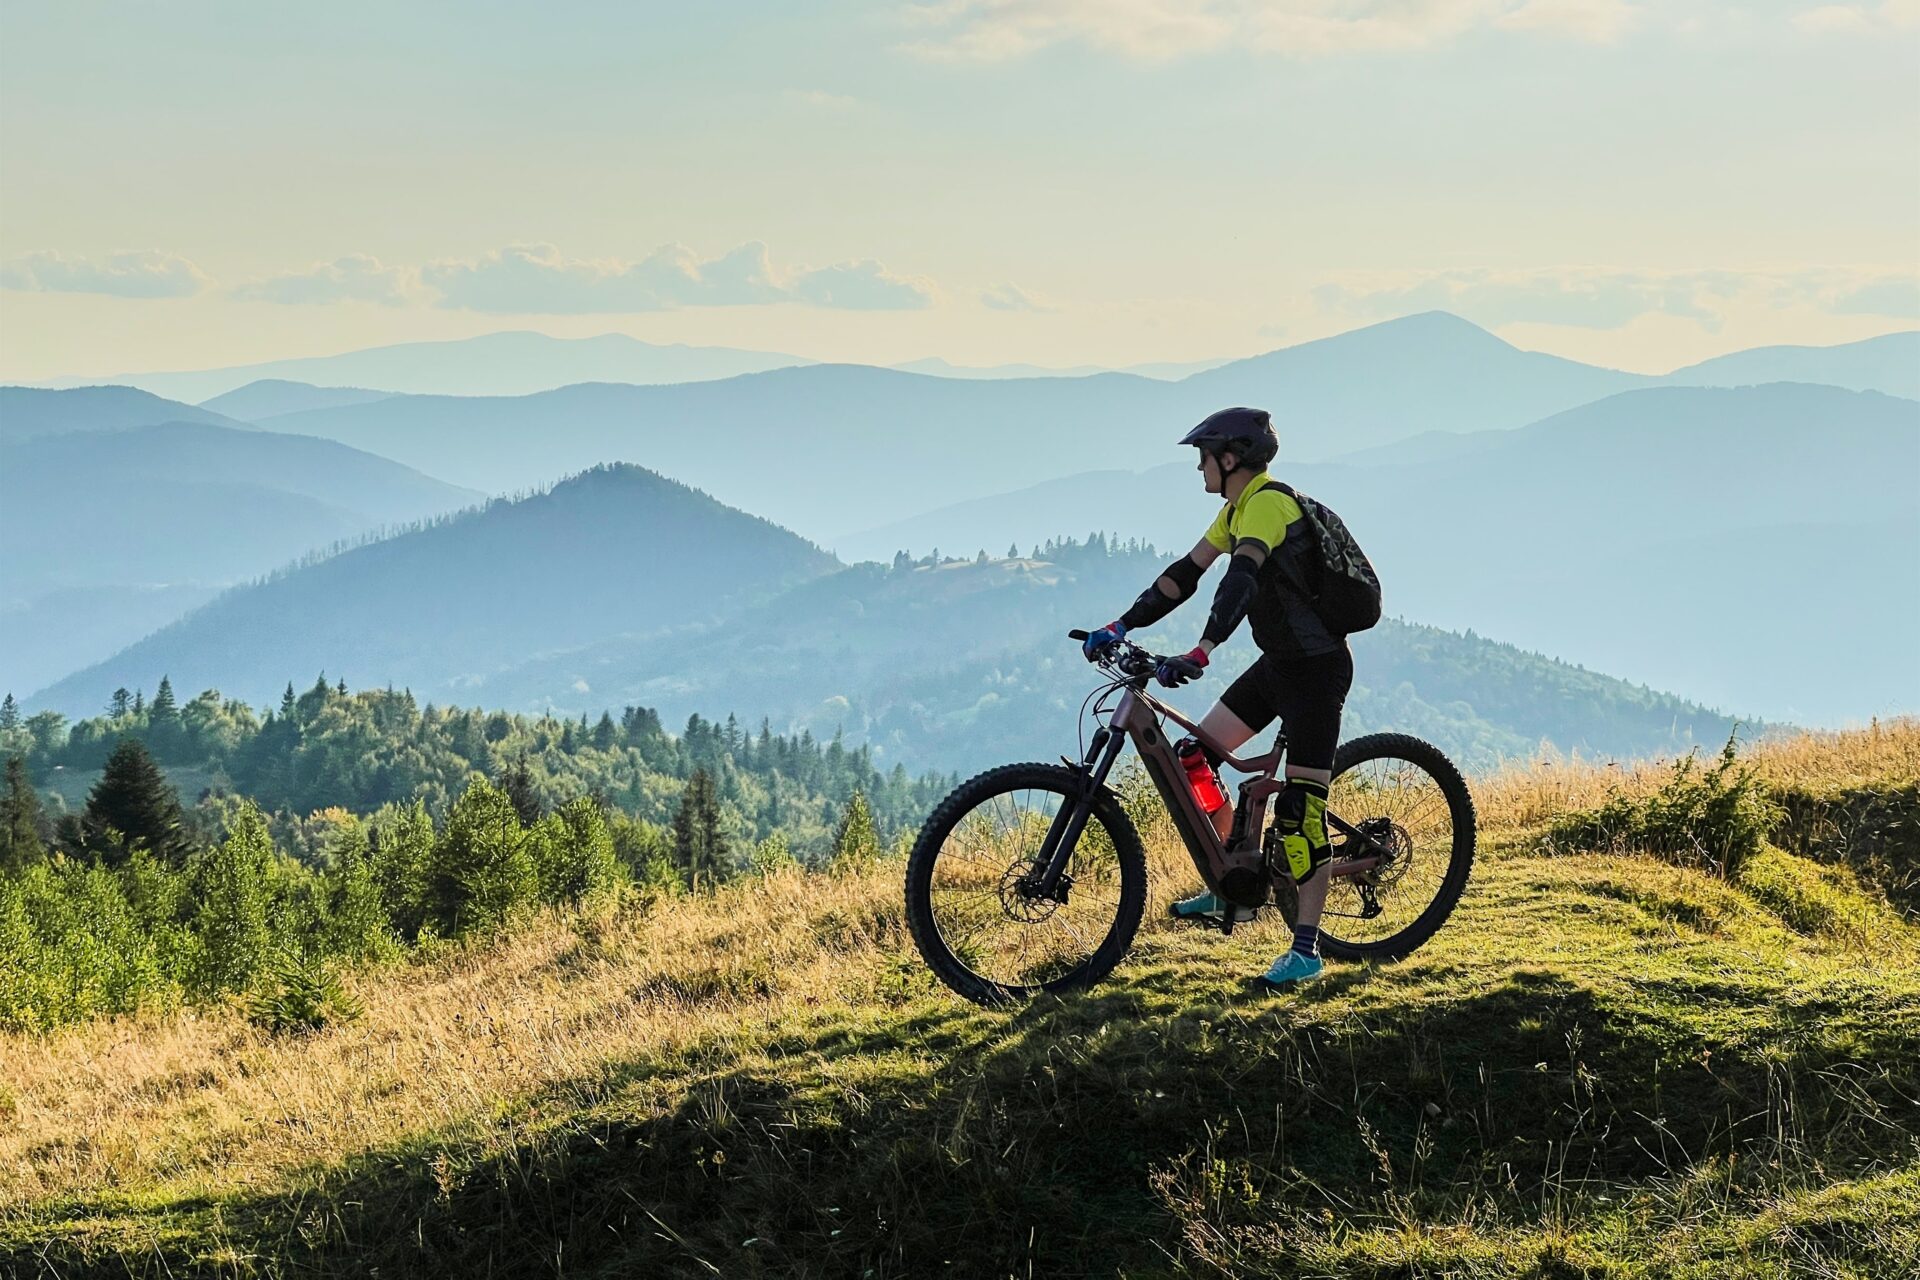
{"left": 1179, "top": 406, "right": 1277, "bottom": 472}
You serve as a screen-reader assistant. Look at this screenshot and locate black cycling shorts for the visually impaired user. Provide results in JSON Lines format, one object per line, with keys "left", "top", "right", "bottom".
{"left": 1217, "top": 646, "right": 1353, "bottom": 771}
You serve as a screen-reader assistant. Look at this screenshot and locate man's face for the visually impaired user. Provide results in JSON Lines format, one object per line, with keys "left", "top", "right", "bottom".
{"left": 1197, "top": 449, "right": 1230, "bottom": 494}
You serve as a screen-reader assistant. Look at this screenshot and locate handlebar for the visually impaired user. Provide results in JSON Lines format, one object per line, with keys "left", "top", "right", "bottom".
{"left": 1067, "top": 629, "right": 1164, "bottom": 680}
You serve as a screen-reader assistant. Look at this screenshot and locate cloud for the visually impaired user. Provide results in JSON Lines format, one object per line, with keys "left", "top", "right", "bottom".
{"left": 786, "top": 88, "right": 863, "bottom": 109}
{"left": 980, "top": 282, "right": 1053, "bottom": 311}
{"left": 903, "top": 0, "right": 1653, "bottom": 60}
{"left": 1828, "top": 276, "right": 1920, "bottom": 318}
{"left": 1315, "top": 266, "right": 1920, "bottom": 332}
{"left": 1793, "top": 1, "right": 1918, "bottom": 33}
{"left": 903, "top": 0, "right": 1235, "bottom": 60}
{"left": 230, "top": 254, "right": 420, "bottom": 306}
{"left": 789, "top": 260, "right": 937, "bottom": 310}
{"left": 0, "top": 249, "right": 209, "bottom": 298}
{"left": 1494, "top": 0, "right": 1640, "bottom": 42}
{"left": 421, "top": 242, "right": 930, "bottom": 314}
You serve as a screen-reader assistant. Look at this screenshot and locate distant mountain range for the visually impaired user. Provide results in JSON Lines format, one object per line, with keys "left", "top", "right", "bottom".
{"left": 30, "top": 465, "right": 838, "bottom": 713}
{"left": 25, "top": 464, "right": 1743, "bottom": 775}
{"left": 0, "top": 385, "right": 246, "bottom": 442}
{"left": 32, "top": 317, "right": 1913, "bottom": 410}
{"left": 38, "top": 332, "right": 819, "bottom": 402}
{"left": 8, "top": 314, "right": 1914, "bottom": 728}
{"left": 198, "top": 379, "right": 395, "bottom": 421}
{"left": 892, "top": 355, "right": 1234, "bottom": 380}
{"left": 1663, "top": 331, "right": 1920, "bottom": 399}
{"left": 837, "top": 382, "right": 1920, "bottom": 725}
{"left": 0, "top": 418, "right": 481, "bottom": 694}
{"left": 236, "top": 314, "right": 1692, "bottom": 536}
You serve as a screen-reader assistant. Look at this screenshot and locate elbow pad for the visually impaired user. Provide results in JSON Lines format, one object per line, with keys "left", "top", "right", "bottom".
{"left": 1202, "top": 553, "right": 1260, "bottom": 646}
{"left": 1119, "top": 554, "right": 1206, "bottom": 631}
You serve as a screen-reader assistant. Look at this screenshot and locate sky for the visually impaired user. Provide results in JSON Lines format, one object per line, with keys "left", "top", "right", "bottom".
{"left": 1, "top": 0, "right": 1916, "bottom": 382}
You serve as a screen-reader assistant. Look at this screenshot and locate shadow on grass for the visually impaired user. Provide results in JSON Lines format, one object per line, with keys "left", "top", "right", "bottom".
{"left": 17, "top": 961, "right": 1920, "bottom": 1280}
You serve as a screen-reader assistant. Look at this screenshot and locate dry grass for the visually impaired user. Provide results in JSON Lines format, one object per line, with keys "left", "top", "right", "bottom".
{"left": 0, "top": 867, "right": 916, "bottom": 1213}
{"left": 1472, "top": 716, "right": 1920, "bottom": 840}
{"left": 2, "top": 723, "right": 1916, "bottom": 1276}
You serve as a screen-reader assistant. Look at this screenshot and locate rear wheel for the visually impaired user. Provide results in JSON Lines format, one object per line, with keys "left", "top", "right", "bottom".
{"left": 905, "top": 763, "right": 1147, "bottom": 1006}
{"left": 1307, "top": 733, "right": 1476, "bottom": 962}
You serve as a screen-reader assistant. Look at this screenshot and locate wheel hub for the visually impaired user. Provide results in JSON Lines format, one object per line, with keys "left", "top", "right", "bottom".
{"left": 1357, "top": 817, "right": 1414, "bottom": 889}
{"left": 1001, "top": 862, "right": 1065, "bottom": 921}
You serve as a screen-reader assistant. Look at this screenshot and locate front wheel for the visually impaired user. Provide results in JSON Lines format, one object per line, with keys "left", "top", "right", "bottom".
{"left": 905, "top": 763, "right": 1147, "bottom": 1006}
{"left": 1306, "top": 733, "right": 1477, "bottom": 962}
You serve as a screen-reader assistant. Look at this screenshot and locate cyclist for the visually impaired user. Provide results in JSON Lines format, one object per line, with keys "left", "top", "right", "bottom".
{"left": 1081, "top": 406, "right": 1353, "bottom": 990}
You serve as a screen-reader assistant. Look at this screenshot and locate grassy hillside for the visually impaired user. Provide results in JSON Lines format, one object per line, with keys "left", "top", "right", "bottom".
{"left": 4, "top": 723, "right": 1914, "bottom": 1277}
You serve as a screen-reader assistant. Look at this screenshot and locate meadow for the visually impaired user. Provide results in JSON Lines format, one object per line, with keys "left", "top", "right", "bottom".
{"left": 3, "top": 722, "right": 1916, "bottom": 1278}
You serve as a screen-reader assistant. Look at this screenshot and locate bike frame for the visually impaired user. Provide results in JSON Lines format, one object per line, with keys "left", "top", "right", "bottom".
{"left": 1030, "top": 666, "right": 1386, "bottom": 918}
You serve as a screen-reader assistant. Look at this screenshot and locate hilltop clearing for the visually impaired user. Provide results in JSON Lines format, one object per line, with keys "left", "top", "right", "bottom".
{"left": 4, "top": 723, "right": 1915, "bottom": 1277}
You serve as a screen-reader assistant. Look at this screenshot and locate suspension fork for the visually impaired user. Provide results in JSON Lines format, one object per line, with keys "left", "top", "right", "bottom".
{"left": 1028, "top": 722, "right": 1129, "bottom": 898}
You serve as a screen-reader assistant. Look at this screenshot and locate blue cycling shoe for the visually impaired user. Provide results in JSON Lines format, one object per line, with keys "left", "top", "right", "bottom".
{"left": 1254, "top": 951, "right": 1324, "bottom": 990}
{"left": 1169, "top": 891, "right": 1225, "bottom": 924}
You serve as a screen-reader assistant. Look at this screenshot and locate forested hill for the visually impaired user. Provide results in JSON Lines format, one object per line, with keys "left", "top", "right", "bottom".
{"left": 31, "top": 464, "right": 841, "bottom": 710}
{"left": 390, "top": 538, "right": 1740, "bottom": 774}
{"left": 3, "top": 677, "right": 950, "bottom": 861}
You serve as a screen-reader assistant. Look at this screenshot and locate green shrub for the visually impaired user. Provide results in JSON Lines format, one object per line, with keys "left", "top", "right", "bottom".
{"left": 828, "top": 792, "right": 879, "bottom": 874}
{"left": 429, "top": 778, "right": 539, "bottom": 935}
{"left": 533, "top": 797, "right": 622, "bottom": 909}
{"left": 186, "top": 803, "right": 278, "bottom": 998}
{"left": 248, "top": 950, "right": 363, "bottom": 1034}
{"left": 749, "top": 830, "right": 800, "bottom": 876}
{"left": 1547, "top": 735, "right": 1782, "bottom": 876}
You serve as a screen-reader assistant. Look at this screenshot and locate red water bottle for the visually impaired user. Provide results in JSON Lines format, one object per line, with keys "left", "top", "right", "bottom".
{"left": 1177, "top": 737, "right": 1226, "bottom": 814}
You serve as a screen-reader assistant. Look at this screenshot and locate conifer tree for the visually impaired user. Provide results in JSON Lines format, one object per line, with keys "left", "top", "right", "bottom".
{"left": 1008, "top": 542, "right": 1020, "bottom": 559}
{"left": 280, "top": 683, "right": 298, "bottom": 717}
{"left": 499, "top": 754, "right": 542, "bottom": 824}
{"left": 591, "top": 711, "right": 618, "bottom": 751}
{"left": 150, "top": 676, "right": 177, "bottom": 724}
{"left": 671, "top": 768, "right": 729, "bottom": 891}
{"left": 82, "top": 738, "right": 191, "bottom": 867}
{"left": 109, "top": 688, "right": 133, "bottom": 719}
{"left": 429, "top": 778, "right": 538, "bottom": 934}
{"left": 830, "top": 791, "right": 879, "bottom": 872}
{"left": 188, "top": 802, "right": 276, "bottom": 996}
{"left": 0, "top": 693, "right": 18, "bottom": 731}
{"left": 132, "top": 690, "right": 145, "bottom": 716}
{"left": 148, "top": 676, "right": 181, "bottom": 758}
{"left": 1, "top": 755, "right": 46, "bottom": 872}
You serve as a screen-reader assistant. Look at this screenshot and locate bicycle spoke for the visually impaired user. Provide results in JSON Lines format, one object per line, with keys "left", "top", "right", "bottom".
{"left": 925, "top": 780, "right": 1129, "bottom": 993}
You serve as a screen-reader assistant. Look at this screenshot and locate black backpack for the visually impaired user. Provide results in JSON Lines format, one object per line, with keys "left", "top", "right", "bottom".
{"left": 1268, "top": 481, "right": 1383, "bottom": 635}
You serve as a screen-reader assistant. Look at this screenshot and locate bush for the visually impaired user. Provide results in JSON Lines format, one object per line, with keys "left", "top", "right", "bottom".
{"left": 187, "top": 803, "right": 279, "bottom": 998}
{"left": 248, "top": 950, "right": 363, "bottom": 1034}
{"left": 429, "top": 778, "right": 540, "bottom": 935}
{"left": 533, "top": 797, "right": 622, "bottom": 909}
{"left": 749, "top": 830, "right": 800, "bottom": 876}
{"left": 1546, "top": 735, "right": 1782, "bottom": 876}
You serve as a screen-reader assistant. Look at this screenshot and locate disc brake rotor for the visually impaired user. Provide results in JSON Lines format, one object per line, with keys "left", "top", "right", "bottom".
{"left": 999, "top": 861, "right": 1064, "bottom": 922}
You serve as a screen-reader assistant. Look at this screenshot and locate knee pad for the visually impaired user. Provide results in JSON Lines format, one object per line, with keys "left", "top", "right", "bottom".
{"left": 1270, "top": 779, "right": 1331, "bottom": 883}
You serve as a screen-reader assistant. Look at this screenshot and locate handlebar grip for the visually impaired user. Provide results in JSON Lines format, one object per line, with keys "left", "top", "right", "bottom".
{"left": 1067, "top": 629, "right": 1091, "bottom": 641}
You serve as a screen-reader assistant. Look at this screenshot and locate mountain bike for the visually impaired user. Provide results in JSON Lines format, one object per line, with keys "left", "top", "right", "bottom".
{"left": 904, "top": 632, "right": 1476, "bottom": 1005}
